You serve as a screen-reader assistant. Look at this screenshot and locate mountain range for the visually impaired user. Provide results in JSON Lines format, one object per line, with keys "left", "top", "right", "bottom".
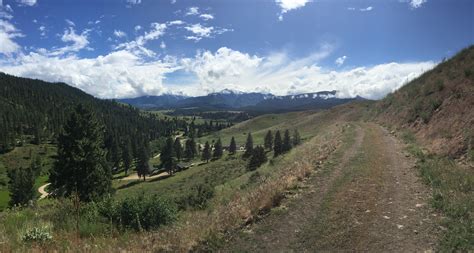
{"left": 118, "top": 89, "right": 365, "bottom": 112}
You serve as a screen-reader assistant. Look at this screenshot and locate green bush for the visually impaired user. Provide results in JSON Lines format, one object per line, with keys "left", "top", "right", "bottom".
{"left": 177, "top": 183, "right": 215, "bottom": 210}
{"left": 98, "top": 194, "right": 177, "bottom": 231}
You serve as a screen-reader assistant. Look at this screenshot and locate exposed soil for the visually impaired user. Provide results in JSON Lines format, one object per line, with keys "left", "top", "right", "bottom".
{"left": 219, "top": 123, "right": 440, "bottom": 252}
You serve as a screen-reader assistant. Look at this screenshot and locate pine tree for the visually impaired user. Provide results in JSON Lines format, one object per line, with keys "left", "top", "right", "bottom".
{"left": 264, "top": 130, "right": 273, "bottom": 150}
{"left": 50, "top": 104, "right": 112, "bottom": 202}
{"left": 243, "top": 133, "right": 254, "bottom": 158}
{"left": 136, "top": 142, "right": 150, "bottom": 180}
{"left": 174, "top": 137, "right": 183, "bottom": 161}
{"left": 293, "top": 129, "right": 301, "bottom": 146}
{"left": 7, "top": 167, "right": 36, "bottom": 207}
{"left": 122, "top": 138, "right": 132, "bottom": 176}
{"left": 247, "top": 146, "right": 267, "bottom": 171}
{"left": 161, "top": 137, "right": 175, "bottom": 175}
{"left": 213, "top": 138, "right": 223, "bottom": 159}
{"left": 273, "top": 130, "right": 283, "bottom": 157}
{"left": 283, "top": 129, "right": 292, "bottom": 153}
{"left": 184, "top": 139, "right": 196, "bottom": 160}
{"left": 201, "top": 141, "right": 211, "bottom": 163}
{"left": 229, "top": 136, "right": 237, "bottom": 155}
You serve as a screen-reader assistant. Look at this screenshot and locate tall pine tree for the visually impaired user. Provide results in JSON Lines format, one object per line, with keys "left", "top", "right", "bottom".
{"left": 50, "top": 104, "right": 112, "bottom": 202}
{"left": 201, "top": 141, "right": 211, "bottom": 163}
{"left": 213, "top": 138, "right": 223, "bottom": 159}
{"left": 161, "top": 137, "right": 175, "bottom": 175}
{"left": 229, "top": 136, "right": 237, "bottom": 155}
{"left": 247, "top": 146, "right": 267, "bottom": 171}
{"left": 264, "top": 130, "right": 273, "bottom": 150}
{"left": 121, "top": 138, "right": 132, "bottom": 176}
{"left": 243, "top": 133, "right": 254, "bottom": 158}
{"left": 273, "top": 130, "right": 283, "bottom": 157}
{"left": 293, "top": 129, "right": 301, "bottom": 146}
{"left": 282, "top": 129, "right": 292, "bottom": 153}
{"left": 173, "top": 137, "right": 183, "bottom": 161}
{"left": 7, "top": 167, "right": 36, "bottom": 207}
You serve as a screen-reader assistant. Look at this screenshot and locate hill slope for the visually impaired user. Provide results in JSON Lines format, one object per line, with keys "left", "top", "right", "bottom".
{"left": 375, "top": 45, "right": 474, "bottom": 158}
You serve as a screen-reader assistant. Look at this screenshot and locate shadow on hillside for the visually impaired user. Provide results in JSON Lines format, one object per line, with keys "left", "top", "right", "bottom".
{"left": 117, "top": 180, "right": 142, "bottom": 190}
{"left": 148, "top": 174, "right": 172, "bottom": 183}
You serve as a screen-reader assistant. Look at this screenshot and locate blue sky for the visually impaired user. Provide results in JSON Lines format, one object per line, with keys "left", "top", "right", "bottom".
{"left": 0, "top": 0, "right": 472, "bottom": 99}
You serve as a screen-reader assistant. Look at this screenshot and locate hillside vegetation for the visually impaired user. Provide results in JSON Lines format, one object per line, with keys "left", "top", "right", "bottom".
{"left": 376, "top": 45, "right": 474, "bottom": 158}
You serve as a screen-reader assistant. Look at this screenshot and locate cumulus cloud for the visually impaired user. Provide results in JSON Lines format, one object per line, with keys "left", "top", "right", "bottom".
{"left": 0, "top": 19, "right": 23, "bottom": 55}
{"left": 0, "top": 3, "right": 13, "bottom": 19}
{"left": 126, "top": 0, "right": 141, "bottom": 5}
{"left": 335, "top": 56, "right": 347, "bottom": 66}
{"left": 114, "top": 29, "right": 126, "bottom": 38}
{"left": 276, "top": 0, "right": 311, "bottom": 20}
{"left": 360, "top": 6, "right": 373, "bottom": 11}
{"left": 184, "top": 23, "right": 213, "bottom": 41}
{"left": 16, "top": 0, "right": 36, "bottom": 6}
{"left": 42, "top": 27, "right": 90, "bottom": 56}
{"left": 38, "top": 25, "right": 46, "bottom": 37}
{"left": 134, "top": 25, "right": 142, "bottom": 31}
{"left": 409, "top": 0, "right": 427, "bottom": 8}
{"left": 181, "top": 46, "right": 434, "bottom": 99}
{"left": 160, "top": 41, "right": 166, "bottom": 49}
{"left": 0, "top": 50, "right": 180, "bottom": 98}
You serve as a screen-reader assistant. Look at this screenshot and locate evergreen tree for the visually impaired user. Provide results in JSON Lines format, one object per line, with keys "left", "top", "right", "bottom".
{"left": 173, "top": 137, "right": 183, "bottom": 161}
{"left": 243, "top": 133, "right": 254, "bottom": 158}
{"left": 247, "top": 146, "right": 267, "bottom": 171}
{"left": 7, "top": 167, "right": 36, "bottom": 207}
{"left": 229, "top": 136, "right": 237, "bottom": 155}
{"left": 293, "top": 129, "right": 301, "bottom": 146}
{"left": 50, "top": 104, "right": 112, "bottom": 202}
{"left": 273, "top": 130, "right": 283, "bottom": 157}
{"left": 201, "top": 141, "right": 211, "bottom": 163}
{"left": 213, "top": 138, "right": 223, "bottom": 159}
{"left": 264, "top": 130, "right": 273, "bottom": 150}
{"left": 136, "top": 143, "right": 150, "bottom": 180}
{"left": 184, "top": 139, "right": 195, "bottom": 160}
{"left": 121, "top": 138, "right": 132, "bottom": 176}
{"left": 282, "top": 129, "right": 292, "bottom": 153}
{"left": 161, "top": 137, "right": 175, "bottom": 175}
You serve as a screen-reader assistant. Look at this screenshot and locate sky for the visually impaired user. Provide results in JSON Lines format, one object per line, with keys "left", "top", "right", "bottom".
{"left": 0, "top": 0, "right": 472, "bottom": 99}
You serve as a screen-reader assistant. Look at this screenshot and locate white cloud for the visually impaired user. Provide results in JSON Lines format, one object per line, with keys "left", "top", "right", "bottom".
{"left": 360, "top": 6, "right": 373, "bottom": 11}
{"left": 134, "top": 25, "right": 142, "bottom": 31}
{"left": 16, "top": 0, "right": 36, "bottom": 6}
{"left": 181, "top": 46, "right": 434, "bottom": 99}
{"left": 126, "top": 0, "right": 141, "bottom": 5}
{"left": 184, "top": 23, "right": 213, "bottom": 41}
{"left": 42, "top": 27, "right": 89, "bottom": 56}
{"left": 0, "top": 50, "right": 180, "bottom": 98}
{"left": 276, "top": 0, "right": 311, "bottom": 20}
{"left": 114, "top": 29, "right": 126, "bottom": 38}
{"left": 65, "top": 19, "right": 75, "bottom": 27}
{"left": 199, "top": 14, "right": 214, "bottom": 20}
{"left": 409, "top": 0, "right": 427, "bottom": 8}
{"left": 38, "top": 25, "right": 46, "bottom": 37}
{"left": 116, "top": 22, "right": 167, "bottom": 57}
{"left": 347, "top": 7, "right": 356, "bottom": 11}
{"left": 0, "top": 19, "right": 22, "bottom": 55}
{"left": 185, "top": 6, "right": 199, "bottom": 16}
{"left": 171, "top": 0, "right": 176, "bottom": 4}
{"left": 335, "top": 56, "right": 347, "bottom": 66}
{"left": 168, "top": 20, "right": 184, "bottom": 26}
{"left": 160, "top": 41, "right": 166, "bottom": 49}
{"left": 0, "top": 3, "right": 13, "bottom": 19}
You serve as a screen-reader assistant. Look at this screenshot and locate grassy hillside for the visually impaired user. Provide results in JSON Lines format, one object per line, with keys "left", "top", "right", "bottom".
{"left": 375, "top": 45, "right": 474, "bottom": 158}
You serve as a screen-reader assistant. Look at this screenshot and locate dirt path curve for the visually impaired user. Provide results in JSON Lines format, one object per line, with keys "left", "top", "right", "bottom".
{"left": 219, "top": 124, "right": 365, "bottom": 252}
{"left": 118, "top": 171, "right": 169, "bottom": 181}
{"left": 220, "top": 123, "right": 439, "bottom": 252}
{"left": 38, "top": 183, "right": 50, "bottom": 200}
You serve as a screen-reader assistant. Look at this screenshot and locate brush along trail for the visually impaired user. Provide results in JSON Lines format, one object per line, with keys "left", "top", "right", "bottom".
{"left": 220, "top": 122, "right": 440, "bottom": 252}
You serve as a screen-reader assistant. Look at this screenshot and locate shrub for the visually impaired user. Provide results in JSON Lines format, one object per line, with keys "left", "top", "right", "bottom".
{"left": 21, "top": 226, "right": 53, "bottom": 243}
{"left": 98, "top": 194, "right": 177, "bottom": 231}
{"left": 178, "top": 183, "right": 215, "bottom": 210}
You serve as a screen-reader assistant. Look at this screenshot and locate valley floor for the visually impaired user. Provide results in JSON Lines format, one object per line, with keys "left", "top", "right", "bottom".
{"left": 220, "top": 122, "right": 440, "bottom": 252}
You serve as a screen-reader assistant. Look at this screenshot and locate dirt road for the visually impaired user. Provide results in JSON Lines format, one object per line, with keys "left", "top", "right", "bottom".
{"left": 38, "top": 183, "right": 50, "bottom": 200}
{"left": 221, "top": 123, "right": 439, "bottom": 252}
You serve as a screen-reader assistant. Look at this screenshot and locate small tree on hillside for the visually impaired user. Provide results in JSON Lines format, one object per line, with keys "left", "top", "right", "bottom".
{"left": 273, "top": 130, "right": 283, "bottom": 157}
{"left": 201, "top": 141, "right": 211, "bottom": 163}
{"left": 282, "top": 129, "right": 292, "bottom": 153}
{"left": 293, "top": 129, "right": 301, "bottom": 146}
{"left": 122, "top": 138, "right": 132, "bottom": 176}
{"left": 7, "top": 167, "right": 36, "bottom": 207}
{"left": 243, "top": 133, "right": 254, "bottom": 158}
{"left": 173, "top": 137, "right": 183, "bottom": 161}
{"left": 229, "top": 136, "right": 237, "bottom": 155}
{"left": 213, "top": 138, "right": 223, "bottom": 159}
{"left": 264, "top": 130, "right": 273, "bottom": 150}
{"left": 136, "top": 144, "right": 150, "bottom": 180}
{"left": 247, "top": 146, "right": 267, "bottom": 171}
{"left": 161, "top": 137, "right": 175, "bottom": 175}
{"left": 184, "top": 138, "right": 197, "bottom": 160}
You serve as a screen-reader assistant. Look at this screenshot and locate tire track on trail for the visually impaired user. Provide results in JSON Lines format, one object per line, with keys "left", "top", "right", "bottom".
{"left": 220, "top": 124, "right": 365, "bottom": 252}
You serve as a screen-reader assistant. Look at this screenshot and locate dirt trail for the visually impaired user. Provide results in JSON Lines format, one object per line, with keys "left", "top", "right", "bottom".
{"left": 220, "top": 124, "right": 365, "bottom": 252}
{"left": 220, "top": 123, "right": 439, "bottom": 252}
{"left": 38, "top": 183, "right": 50, "bottom": 200}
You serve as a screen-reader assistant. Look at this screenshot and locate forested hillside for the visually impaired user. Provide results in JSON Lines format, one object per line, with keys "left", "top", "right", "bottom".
{"left": 0, "top": 72, "right": 182, "bottom": 156}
